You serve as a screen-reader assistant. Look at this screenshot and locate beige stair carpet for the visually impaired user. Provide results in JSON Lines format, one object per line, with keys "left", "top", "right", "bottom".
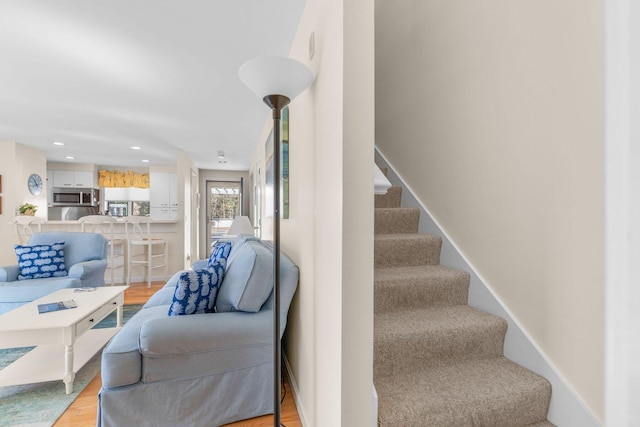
{"left": 374, "top": 180, "right": 553, "bottom": 426}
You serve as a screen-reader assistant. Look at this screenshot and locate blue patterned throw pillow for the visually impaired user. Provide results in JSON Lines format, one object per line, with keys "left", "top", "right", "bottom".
{"left": 168, "top": 262, "right": 225, "bottom": 316}
{"left": 15, "top": 241, "right": 68, "bottom": 280}
{"left": 207, "top": 241, "right": 232, "bottom": 269}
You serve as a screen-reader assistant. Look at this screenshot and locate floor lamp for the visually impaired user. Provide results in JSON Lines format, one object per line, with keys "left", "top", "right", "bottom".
{"left": 239, "top": 56, "right": 313, "bottom": 427}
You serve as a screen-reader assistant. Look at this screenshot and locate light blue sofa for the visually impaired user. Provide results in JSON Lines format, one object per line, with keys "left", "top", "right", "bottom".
{"left": 97, "top": 236, "right": 299, "bottom": 427}
{"left": 0, "top": 232, "right": 108, "bottom": 314}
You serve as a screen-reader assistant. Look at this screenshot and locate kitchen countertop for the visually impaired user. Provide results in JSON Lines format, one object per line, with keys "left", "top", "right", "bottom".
{"left": 44, "top": 218, "right": 178, "bottom": 224}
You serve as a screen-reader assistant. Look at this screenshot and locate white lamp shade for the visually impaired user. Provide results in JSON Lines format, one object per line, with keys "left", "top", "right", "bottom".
{"left": 227, "top": 215, "right": 254, "bottom": 236}
{"left": 239, "top": 56, "right": 314, "bottom": 101}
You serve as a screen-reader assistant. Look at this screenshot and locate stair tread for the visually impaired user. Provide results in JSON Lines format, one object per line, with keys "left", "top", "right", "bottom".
{"left": 376, "top": 357, "right": 552, "bottom": 427}
{"left": 375, "top": 264, "right": 468, "bottom": 283}
{"left": 374, "top": 207, "right": 420, "bottom": 213}
{"left": 375, "top": 232, "right": 440, "bottom": 242}
{"left": 375, "top": 305, "right": 507, "bottom": 340}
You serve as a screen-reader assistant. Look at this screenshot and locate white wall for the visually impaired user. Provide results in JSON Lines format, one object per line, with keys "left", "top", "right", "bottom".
{"left": 375, "top": 0, "right": 604, "bottom": 421}
{"left": 250, "top": 0, "right": 375, "bottom": 425}
{"left": 604, "top": 0, "right": 640, "bottom": 424}
{"left": 0, "top": 142, "right": 48, "bottom": 264}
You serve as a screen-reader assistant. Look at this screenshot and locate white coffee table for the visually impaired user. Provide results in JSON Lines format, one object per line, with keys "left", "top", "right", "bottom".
{"left": 0, "top": 286, "right": 128, "bottom": 394}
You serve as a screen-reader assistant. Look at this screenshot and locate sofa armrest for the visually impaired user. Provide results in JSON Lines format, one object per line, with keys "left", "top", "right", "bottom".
{"left": 68, "top": 259, "right": 108, "bottom": 285}
{"left": 0, "top": 265, "right": 20, "bottom": 282}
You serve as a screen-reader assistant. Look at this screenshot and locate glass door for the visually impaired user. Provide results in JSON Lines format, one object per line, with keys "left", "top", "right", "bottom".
{"left": 206, "top": 180, "right": 242, "bottom": 255}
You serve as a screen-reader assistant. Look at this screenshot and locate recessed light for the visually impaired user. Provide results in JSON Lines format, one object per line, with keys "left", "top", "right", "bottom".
{"left": 65, "top": 156, "right": 75, "bottom": 160}
{"left": 131, "top": 146, "right": 141, "bottom": 150}
{"left": 142, "top": 159, "right": 150, "bottom": 163}
{"left": 53, "top": 142, "right": 65, "bottom": 146}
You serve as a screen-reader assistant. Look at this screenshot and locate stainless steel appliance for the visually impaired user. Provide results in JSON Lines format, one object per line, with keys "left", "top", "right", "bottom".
{"left": 48, "top": 206, "right": 100, "bottom": 220}
{"left": 51, "top": 187, "right": 99, "bottom": 207}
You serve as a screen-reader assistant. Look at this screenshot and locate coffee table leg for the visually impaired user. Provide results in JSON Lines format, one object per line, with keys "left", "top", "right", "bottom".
{"left": 117, "top": 303, "right": 124, "bottom": 327}
{"left": 64, "top": 344, "right": 75, "bottom": 394}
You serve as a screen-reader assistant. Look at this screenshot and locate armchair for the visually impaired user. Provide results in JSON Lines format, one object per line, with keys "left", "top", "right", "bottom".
{"left": 0, "top": 232, "right": 108, "bottom": 314}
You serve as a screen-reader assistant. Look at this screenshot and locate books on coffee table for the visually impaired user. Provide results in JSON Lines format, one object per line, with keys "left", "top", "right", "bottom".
{"left": 37, "top": 299, "right": 77, "bottom": 314}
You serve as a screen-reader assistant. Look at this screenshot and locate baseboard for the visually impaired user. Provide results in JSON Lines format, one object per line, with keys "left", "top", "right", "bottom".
{"left": 283, "top": 353, "right": 311, "bottom": 427}
{"left": 375, "top": 149, "right": 601, "bottom": 427}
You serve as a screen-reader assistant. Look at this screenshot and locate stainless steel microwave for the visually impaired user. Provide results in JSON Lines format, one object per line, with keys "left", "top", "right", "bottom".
{"left": 51, "top": 187, "right": 99, "bottom": 207}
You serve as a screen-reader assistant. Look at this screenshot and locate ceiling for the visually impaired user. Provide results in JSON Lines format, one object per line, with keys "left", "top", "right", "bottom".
{"left": 0, "top": 0, "right": 306, "bottom": 170}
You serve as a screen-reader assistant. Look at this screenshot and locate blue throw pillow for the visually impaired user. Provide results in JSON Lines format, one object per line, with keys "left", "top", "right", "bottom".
{"left": 208, "top": 241, "right": 232, "bottom": 269}
{"left": 15, "top": 241, "right": 68, "bottom": 280}
{"left": 168, "top": 262, "right": 225, "bottom": 316}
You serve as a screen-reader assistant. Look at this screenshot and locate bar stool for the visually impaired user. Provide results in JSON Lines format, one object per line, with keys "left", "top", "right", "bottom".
{"left": 124, "top": 216, "right": 168, "bottom": 288}
{"left": 12, "top": 216, "right": 46, "bottom": 245}
{"left": 79, "top": 215, "right": 125, "bottom": 285}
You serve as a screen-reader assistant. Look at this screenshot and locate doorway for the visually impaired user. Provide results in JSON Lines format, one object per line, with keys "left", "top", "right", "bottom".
{"left": 205, "top": 180, "right": 243, "bottom": 255}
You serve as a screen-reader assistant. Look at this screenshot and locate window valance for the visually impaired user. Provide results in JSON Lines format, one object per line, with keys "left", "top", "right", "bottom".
{"left": 98, "top": 170, "right": 150, "bottom": 188}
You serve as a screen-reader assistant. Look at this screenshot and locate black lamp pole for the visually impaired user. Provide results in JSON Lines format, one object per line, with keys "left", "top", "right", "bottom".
{"left": 263, "top": 93, "right": 290, "bottom": 427}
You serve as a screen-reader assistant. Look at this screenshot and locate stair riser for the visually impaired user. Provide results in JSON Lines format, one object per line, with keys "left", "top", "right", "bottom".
{"left": 375, "top": 208, "right": 420, "bottom": 234}
{"left": 375, "top": 279, "right": 468, "bottom": 313}
{"left": 375, "top": 186, "right": 402, "bottom": 208}
{"left": 375, "top": 236, "right": 441, "bottom": 267}
{"left": 378, "top": 386, "right": 551, "bottom": 427}
{"left": 374, "top": 323, "right": 506, "bottom": 378}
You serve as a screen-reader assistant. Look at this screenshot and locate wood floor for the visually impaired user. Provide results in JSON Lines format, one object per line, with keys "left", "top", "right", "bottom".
{"left": 53, "top": 282, "right": 302, "bottom": 427}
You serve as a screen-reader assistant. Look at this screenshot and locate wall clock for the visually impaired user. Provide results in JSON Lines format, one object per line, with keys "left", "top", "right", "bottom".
{"left": 28, "top": 173, "right": 43, "bottom": 195}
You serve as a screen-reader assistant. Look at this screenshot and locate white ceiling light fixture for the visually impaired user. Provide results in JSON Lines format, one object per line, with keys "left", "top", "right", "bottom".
{"left": 65, "top": 156, "right": 75, "bottom": 160}
{"left": 53, "top": 141, "right": 65, "bottom": 146}
{"left": 142, "top": 159, "right": 150, "bottom": 163}
{"left": 131, "top": 146, "right": 142, "bottom": 150}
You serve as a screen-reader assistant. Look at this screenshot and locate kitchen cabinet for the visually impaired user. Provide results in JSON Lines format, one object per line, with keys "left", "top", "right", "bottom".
{"left": 52, "top": 170, "right": 94, "bottom": 188}
{"left": 150, "top": 173, "right": 178, "bottom": 219}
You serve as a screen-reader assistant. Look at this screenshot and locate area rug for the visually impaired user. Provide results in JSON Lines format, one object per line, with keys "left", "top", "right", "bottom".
{"left": 0, "top": 304, "right": 143, "bottom": 427}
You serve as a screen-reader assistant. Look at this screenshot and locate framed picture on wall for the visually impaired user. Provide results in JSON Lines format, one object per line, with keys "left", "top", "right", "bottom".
{"left": 264, "top": 106, "right": 290, "bottom": 219}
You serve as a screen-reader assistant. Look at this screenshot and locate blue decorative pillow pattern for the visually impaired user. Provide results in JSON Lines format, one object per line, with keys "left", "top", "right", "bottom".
{"left": 15, "top": 241, "right": 68, "bottom": 280}
{"left": 168, "top": 262, "right": 225, "bottom": 316}
{"left": 207, "top": 241, "right": 232, "bottom": 269}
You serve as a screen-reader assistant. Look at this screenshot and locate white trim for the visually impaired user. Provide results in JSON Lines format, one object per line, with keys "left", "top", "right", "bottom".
{"left": 283, "top": 353, "right": 311, "bottom": 427}
{"left": 604, "top": 0, "right": 640, "bottom": 424}
{"left": 375, "top": 149, "right": 600, "bottom": 427}
{"left": 371, "top": 384, "right": 378, "bottom": 427}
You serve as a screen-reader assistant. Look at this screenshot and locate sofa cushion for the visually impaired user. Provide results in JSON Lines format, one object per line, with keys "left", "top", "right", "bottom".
{"left": 215, "top": 240, "right": 273, "bottom": 313}
{"left": 15, "top": 241, "right": 68, "bottom": 280}
{"left": 208, "top": 241, "right": 232, "bottom": 269}
{"left": 168, "top": 263, "right": 225, "bottom": 316}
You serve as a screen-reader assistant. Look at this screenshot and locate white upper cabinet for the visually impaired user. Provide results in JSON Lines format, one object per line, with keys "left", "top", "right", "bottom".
{"left": 150, "top": 172, "right": 178, "bottom": 219}
{"left": 52, "top": 170, "right": 94, "bottom": 188}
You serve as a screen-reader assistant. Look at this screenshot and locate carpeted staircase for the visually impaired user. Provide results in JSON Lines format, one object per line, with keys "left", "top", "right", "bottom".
{"left": 373, "top": 168, "right": 554, "bottom": 426}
